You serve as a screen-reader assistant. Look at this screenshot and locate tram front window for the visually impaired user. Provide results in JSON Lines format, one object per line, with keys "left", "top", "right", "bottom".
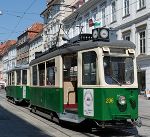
{"left": 82, "top": 51, "right": 97, "bottom": 85}
{"left": 104, "top": 56, "right": 134, "bottom": 85}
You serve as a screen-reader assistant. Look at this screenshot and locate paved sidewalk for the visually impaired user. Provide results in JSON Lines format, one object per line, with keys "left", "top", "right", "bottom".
{"left": 137, "top": 95, "right": 150, "bottom": 137}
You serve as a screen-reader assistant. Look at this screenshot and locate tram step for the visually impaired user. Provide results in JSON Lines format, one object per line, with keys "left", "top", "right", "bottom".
{"left": 59, "top": 112, "right": 85, "bottom": 123}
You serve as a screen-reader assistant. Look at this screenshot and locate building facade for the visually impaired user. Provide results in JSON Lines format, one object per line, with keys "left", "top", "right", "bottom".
{"left": 8, "top": 43, "right": 17, "bottom": 71}
{"left": 62, "top": 0, "right": 149, "bottom": 92}
{"left": 0, "top": 40, "right": 16, "bottom": 82}
{"left": 41, "top": 0, "right": 81, "bottom": 51}
{"left": 0, "top": 56, "right": 3, "bottom": 80}
{"left": 17, "top": 23, "right": 43, "bottom": 67}
{"left": 29, "top": 30, "right": 43, "bottom": 63}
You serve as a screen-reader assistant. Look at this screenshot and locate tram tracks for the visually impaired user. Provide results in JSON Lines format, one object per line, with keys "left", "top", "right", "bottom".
{"left": 0, "top": 95, "right": 73, "bottom": 137}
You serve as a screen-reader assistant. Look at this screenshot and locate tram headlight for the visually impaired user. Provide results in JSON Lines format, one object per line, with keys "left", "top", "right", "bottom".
{"left": 118, "top": 96, "right": 126, "bottom": 105}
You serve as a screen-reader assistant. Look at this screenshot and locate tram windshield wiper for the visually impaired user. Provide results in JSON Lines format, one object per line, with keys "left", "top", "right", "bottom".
{"left": 110, "top": 75, "right": 122, "bottom": 86}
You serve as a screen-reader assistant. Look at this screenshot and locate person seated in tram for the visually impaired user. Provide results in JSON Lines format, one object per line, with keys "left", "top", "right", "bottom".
{"left": 105, "top": 66, "right": 113, "bottom": 84}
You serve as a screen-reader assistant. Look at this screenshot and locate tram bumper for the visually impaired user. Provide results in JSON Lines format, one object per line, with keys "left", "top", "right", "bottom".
{"left": 112, "top": 114, "right": 131, "bottom": 120}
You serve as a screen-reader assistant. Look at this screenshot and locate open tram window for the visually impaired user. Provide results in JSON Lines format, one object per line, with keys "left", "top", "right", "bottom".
{"left": 82, "top": 51, "right": 97, "bottom": 85}
{"left": 104, "top": 56, "right": 134, "bottom": 85}
{"left": 46, "top": 60, "right": 55, "bottom": 86}
{"left": 38, "top": 63, "right": 45, "bottom": 86}
{"left": 16, "top": 70, "right": 21, "bottom": 85}
{"left": 22, "top": 70, "right": 27, "bottom": 85}
{"left": 32, "top": 65, "right": 37, "bottom": 85}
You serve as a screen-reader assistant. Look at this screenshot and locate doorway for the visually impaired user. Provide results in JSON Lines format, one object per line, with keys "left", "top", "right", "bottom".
{"left": 138, "top": 71, "right": 146, "bottom": 94}
{"left": 63, "top": 54, "right": 77, "bottom": 111}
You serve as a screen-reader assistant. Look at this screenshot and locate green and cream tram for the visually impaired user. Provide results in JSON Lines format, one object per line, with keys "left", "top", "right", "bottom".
{"left": 29, "top": 39, "right": 139, "bottom": 127}
{"left": 6, "top": 66, "right": 30, "bottom": 104}
{"left": 6, "top": 28, "right": 140, "bottom": 128}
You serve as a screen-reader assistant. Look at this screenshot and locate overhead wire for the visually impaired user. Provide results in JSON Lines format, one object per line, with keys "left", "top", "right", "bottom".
{"left": 3, "top": 10, "right": 40, "bottom": 15}
{"left": 4, "top": 12, "right": 37, "bottom": 21}
{"left": 5, "top": 0, "right": 38, "bottom": 41}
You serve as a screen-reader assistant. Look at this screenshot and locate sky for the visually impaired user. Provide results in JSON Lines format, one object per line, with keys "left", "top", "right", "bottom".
{"left": 0, "top": 0, "right": 46, "bottom": 42}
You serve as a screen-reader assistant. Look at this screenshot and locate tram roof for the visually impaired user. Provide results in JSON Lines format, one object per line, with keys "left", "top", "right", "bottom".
{"left": 30, "top": 40, "right": 135, "bottom": 66}
{"left": 6, "top": 65, "right": 29, "bottom": 73}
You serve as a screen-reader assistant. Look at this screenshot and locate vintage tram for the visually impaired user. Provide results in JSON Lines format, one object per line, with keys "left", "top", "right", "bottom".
{"left": 6, "top": 28, "right": 140, "bottom": 128}
{"left": 6, "top": 66, "right": 30, "bottom": 104}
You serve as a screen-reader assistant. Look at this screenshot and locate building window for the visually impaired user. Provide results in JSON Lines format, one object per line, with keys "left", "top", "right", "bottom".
{"left": 137, "top": 0, "right": 146, "bottom": 10}
{"left": 90, "top": 8, "right": 99, "bottom": 30}
{"left": 85, "top": 18, "right": 90, "bottom": 33}
{"left": 77, "top": 17, "right": 83, "bottom": 34}
{"left": 92, "top": 7, "right": 98, "bottom": 22}
{"left": 123, "top": 0, "right": 129, "bottom": 16}
{"left": 123, "top": 34, "right": 130, "bottom": 41}
{"left": 125, "top": 35, "right": 130, "bottom": 41}
{"left": 101, "top": 5, "right": 106, "bottom": 26}
{"left": 138, "top": 71, "right": 146, "bottom": 91}
{"left": 111, "top": 0, "right": 116, "bottom": 22}
{"left": 139, "top": 30, "right": 146, "bottom": 54}
{"left": 93, "top": 13, "right": 97, "bottom": 23}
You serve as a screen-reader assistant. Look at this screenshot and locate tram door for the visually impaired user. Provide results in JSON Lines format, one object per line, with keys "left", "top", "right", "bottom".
{"left": 63, "top": 54, "right": 77, "bottom": 110}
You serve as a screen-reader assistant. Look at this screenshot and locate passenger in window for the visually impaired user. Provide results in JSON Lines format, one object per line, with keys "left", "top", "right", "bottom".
{"left": 105, "top": 67, "right": 113, "bottom": 84}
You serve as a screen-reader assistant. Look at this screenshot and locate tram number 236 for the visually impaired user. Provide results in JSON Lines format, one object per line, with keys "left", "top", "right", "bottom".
{"left": 105, "top": 98, "right": 114, "bottom": 104}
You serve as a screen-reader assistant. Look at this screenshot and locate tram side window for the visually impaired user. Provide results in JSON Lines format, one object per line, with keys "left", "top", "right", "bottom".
{"left": 22, "top": 70, "right": 27, "bottom": 85}
{"left": 16, "top": 70, "right": 21, "bottom": 85}
{"left": 32, "top": 66, "right": 37, "bottom": 85}
{"left": 9, "top": 73, "right": 11, "bottom": 85}
{"left": 63, "top": 54, "right": 77, "bottom": 81}
{"left": 82, "top": 51, "right": 97, "bottom": 85}
{"left": 46, "top": 60, "right": 55, "bottom": 85}
{"left": 7, "top": 73, "right": 10, "bottom": 85}
{"left": 12, "top": 72, "right": 15, "bottom": 85}
{"left": 38, "top": 63, "right": 45, "bottom": 86}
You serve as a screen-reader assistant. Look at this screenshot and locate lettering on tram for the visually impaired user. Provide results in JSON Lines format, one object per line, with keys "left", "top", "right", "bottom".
{"left": 5, "top": 27, "right": 141, "bottom": 129}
